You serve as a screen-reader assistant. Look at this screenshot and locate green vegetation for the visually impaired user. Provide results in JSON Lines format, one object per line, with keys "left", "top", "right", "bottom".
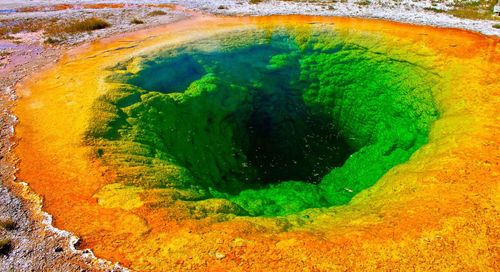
{"left": 87, "top": 28, "right": 439, "bottom": 216}
{"left": 493, "top": 23, "right": 500, "bottom": 28}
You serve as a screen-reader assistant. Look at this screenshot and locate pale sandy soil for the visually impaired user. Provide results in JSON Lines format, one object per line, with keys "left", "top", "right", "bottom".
{"left": 1, "top": 0, "right": 500, "bottom": 35}
{"left": 0, "top": 1, "right": 498, "bottom": 271}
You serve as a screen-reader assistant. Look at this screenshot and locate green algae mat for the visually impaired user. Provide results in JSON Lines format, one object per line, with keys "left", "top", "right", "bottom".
{"left": 87, "top": 27, "right": 439, "bottom": 217}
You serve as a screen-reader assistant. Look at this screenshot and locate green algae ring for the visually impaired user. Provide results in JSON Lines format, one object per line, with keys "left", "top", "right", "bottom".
{"left": 86, "top": 26, "right": 439, "bottom": 217}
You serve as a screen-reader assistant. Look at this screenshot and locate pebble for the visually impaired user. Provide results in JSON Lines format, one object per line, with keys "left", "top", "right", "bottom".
{"left": 215, "top": 252, "right": 226, "bottom": 259}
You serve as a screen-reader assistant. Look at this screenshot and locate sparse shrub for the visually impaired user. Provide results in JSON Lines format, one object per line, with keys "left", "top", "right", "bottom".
{"left": 44, "top": 37, "right": 62, "bottom": 44}
{"left": 131, "top": 18, "right": 144, "bottom": 25}
{"left": 0, "top": 219, "right": 15, "bottom": 231}
{"left": 0, "top": 27, "right": 8, "bottom": 38}
{"left": 449, "top": 0, "right": 500, "bottom": 20}
{"left": 1, "top": 17, "right": 58, "bottom": 38}
{"left": 64, "top": 17, "right": 111, "bottom": 33}
{"left": 147, "top": 10, "right": 167, "bottom": 16}
{"left": 493, "top": 24, "right": 500, "bottom": 28}
{"left": 356, "top": 0, "right": 371, "bottom": 6}
{"left": 0, "top": 239, "right": 11, "bottom": 255}
{"left": 424, "top": 7, "right": 446, "bottom": 13}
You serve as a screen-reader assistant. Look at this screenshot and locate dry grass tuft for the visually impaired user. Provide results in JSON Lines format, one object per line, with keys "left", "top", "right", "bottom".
{"left": 449, "top": 0, "right": 499, "bottom": 20}
{"left": 0, "top": 219, "right": 16, "bottom": 231}
{"left": 44, "top": 36, "right": 63, "bottom": 44}
{"left": 147, "top": 10, "right": 167, "bottom": 16}
{"left": 356, "top": 0, "right": 371, "bottom": 6}
{"left": 0, "top": 17, "right": 111, "bottom": 39}
{"left": 44, "top": 17, "right": 111, "bottom": 37}
{"left": 0, "top": 239, "right": 11, "bottom": 255}
{"left": 62, "top": 17, "right": 111, "bottom": 33}
{"left": 424, "top": 7, "right": 446, "bottom": 13}
{"left": 131, "top": 18, "right": 144, "bottom": 25}
{"left": 0, "top": 17, "right": 58, "bottom": 38}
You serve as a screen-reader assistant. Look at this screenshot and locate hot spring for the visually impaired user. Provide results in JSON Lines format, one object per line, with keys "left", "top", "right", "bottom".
{"left": 86, "top": 27, "right": 438, "bottom": 216}
{"left": 15, "top": 16, "right": 499, "bottom": 271}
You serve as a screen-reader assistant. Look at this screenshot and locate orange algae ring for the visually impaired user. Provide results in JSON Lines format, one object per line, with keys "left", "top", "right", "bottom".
{"left": 14, "top": 15, "right": 499, "bottom": 271}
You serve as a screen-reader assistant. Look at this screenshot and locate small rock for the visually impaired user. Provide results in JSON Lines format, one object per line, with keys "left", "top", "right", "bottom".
{"left": 215, "top": 252, "right": 226, "bottom": 259}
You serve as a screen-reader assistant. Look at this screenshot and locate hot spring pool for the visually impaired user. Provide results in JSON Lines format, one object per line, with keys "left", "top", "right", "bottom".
{"left": 15, "top": 15, "right": 499, "bottom": 271}
{"left": 87, "top": 28, "right": 438, "bottom": 216}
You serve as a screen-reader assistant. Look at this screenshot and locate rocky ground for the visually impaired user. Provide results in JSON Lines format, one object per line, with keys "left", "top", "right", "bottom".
{"left": 0, "top": 0, "right": 498, "bottom": 271}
